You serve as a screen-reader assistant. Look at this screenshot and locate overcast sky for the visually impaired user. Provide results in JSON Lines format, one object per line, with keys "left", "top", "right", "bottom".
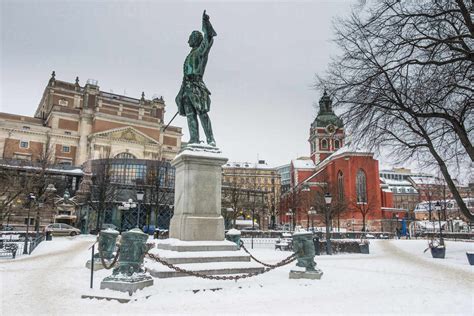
{"left": 1, "top": 0, "right": 363, "bottom": 167}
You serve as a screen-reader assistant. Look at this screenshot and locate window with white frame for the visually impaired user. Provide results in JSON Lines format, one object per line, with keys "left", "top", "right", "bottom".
{"left": 62, "top": 146, "right": 70, "bottom": 153}
{"left": 20, "top": 141, "right": 29, "bottom": 148}
{"left": 321, "top": 138, "right": 328, "bottom": 149}
{"left": 356, "top": 169, "right": 367, "bottom": 203}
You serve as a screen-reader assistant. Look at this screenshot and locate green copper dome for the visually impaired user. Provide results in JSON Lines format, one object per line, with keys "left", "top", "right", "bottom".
{"left": 312, "top": 91, "right": 343, "bottom": 128}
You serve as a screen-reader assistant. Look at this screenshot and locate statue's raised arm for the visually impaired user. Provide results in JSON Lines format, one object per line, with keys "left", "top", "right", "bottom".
{"left": 202, "top": 10, "right": 217, "bottom": 42}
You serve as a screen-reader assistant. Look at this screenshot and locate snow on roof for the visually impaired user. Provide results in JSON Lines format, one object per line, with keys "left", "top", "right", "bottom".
{"left": 381, "top": 178, "right": 413, "bottom": 186}
{"left": 291, "top": 159, "right": 315, "bottom": 169}
{"left": 224, "top": 161, "right": 275, "bottom": 170}
{"left": 313, "top": 140, "right": 373, "bottom": 173}
{"left": 409, "top": 176, "right": 448, "bottom": 186}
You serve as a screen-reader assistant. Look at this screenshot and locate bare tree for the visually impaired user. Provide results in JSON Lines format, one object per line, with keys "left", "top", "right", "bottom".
{"left": 0, "top": 167, "right": 26, "bottom": 227}
{"left": 145, "top": 160, "right": 174, "bottom": 230}
{"left": 84, "top": 148, "right": 120, "bottom": 232}
{"left": 222, "top": 169, "right": 245, "bottom": 228}
{"left": 351, "top": 193, "right": 378, "bottom": 232}
{"left": 317, "top": 0, "right": 473, "bottom": 220}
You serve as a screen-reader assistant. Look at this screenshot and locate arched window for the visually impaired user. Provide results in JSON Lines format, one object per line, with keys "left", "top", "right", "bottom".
{"left": 356, "top": 169, "right": 367, "bottom": 203}
{"left": 321, "top": 139, "right": 328, "bottom": 149}
{"left": 115, "top": 152, "right": 136, "bottom": 159}
{"left": 334, "top": 139, "right": 341, "bottom": 149}
{"left": 337, "top": 171, "right": 344, "bottom": 201}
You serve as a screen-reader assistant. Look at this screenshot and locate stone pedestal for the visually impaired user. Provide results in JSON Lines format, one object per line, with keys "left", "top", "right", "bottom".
{"left": 289, "top": 269, "right": 324, "bottom": 280}
{"left": 169, "top": 146, "right": 228, "bottom": 241}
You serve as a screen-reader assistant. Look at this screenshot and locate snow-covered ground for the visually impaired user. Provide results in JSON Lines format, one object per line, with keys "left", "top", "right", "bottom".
{"left": 1, "top": 236, "right": 473, "bottom": 315}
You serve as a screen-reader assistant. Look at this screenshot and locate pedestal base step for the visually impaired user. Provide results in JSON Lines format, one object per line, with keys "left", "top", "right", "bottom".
{"left": 100, "top": 278, "right": 154, "bottom": 294}
{"left": 149, "top": 266, "right": 265, "bottom": 279}
{"left": 152, "top": 250, "right": 250, "bottom": 264}
{"left": 155, "top": 239, "right": 238, "bottom": 252}
{"left": 289, "top": 269, "right": 323, "bottom": 280}
{"left": 146, "top": 260, "right": 265, "bottom": 279}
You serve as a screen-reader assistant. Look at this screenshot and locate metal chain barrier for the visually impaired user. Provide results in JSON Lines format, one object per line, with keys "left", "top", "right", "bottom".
{"left": 146, "top": 251, "right": 296, "bottom": 281}
{"left": 239, "top": 240, "right": 295, "bottom": 268}
{"left": 98, "top": 246, "right": 120, "bottom": 270}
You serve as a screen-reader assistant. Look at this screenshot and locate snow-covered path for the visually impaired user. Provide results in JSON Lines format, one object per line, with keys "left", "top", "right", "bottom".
{"left": 1, "top": 238, "right": 473, "bottom": 315}
{"left": 0, "top": 236, "right": 94, "bottom": 315}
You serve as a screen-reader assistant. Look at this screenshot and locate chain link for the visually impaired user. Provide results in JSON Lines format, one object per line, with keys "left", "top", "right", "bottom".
{"left": 98, "top": 246, "right": 120, "bottom": 270}
{"left": 239, "top": 240, "right": 296, "bottom": 268}
{"left": 146, "top": 250, "right": 296, "bottom": 281}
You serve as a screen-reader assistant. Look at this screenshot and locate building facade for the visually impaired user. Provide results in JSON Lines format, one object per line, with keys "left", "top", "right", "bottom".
{"left": 222, "top": 160, "right": 281, "bottom": 230}
{"left": 0, "top": 72, "right": 182, "bottom": 231}
{"left": 281, "top": 92, "right": 397, "bottom": 232}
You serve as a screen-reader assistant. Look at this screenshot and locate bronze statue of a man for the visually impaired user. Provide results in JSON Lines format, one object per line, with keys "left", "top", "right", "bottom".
{"left": 176, "top": 10, "right": 217, "bottom": 147}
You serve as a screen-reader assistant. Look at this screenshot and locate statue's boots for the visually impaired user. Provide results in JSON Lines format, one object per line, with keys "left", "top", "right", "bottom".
{"left": 199, "top": 113, "right": 216, "bottom": 146}
{"left": 187, "top": 114, "right": 200, "bottom": 144}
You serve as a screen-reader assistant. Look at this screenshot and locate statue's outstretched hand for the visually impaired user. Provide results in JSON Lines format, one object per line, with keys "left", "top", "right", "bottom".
{"left": 203, "top": 10, "right": 210, "bottom": 21}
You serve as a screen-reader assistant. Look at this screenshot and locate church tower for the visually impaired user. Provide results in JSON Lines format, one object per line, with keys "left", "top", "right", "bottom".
{"left": 308, "top": 91, "right": 344, "bottom": 164}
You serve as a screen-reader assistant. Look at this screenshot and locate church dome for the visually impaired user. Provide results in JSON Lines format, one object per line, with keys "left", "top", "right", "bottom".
{"left": 312, "top": 91, "right": 344, "bottom": 128}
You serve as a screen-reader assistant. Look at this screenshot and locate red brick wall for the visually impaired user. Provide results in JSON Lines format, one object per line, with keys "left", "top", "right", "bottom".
{"left": 58, "top": 119, "right": 79, "bottom": 131}
{"left": 54, "top": 144, "right": 76, "bottom": 165}
{"left": 3, "top": 139, "right": 44, "bottom": 160}
{"left": 163, "top": 136, "right": 177, "bottom": 146}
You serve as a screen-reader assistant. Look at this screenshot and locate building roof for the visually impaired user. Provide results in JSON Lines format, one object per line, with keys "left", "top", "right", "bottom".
{"left": 291, "top": 159, "right": 315, "bottom": 169}
{"left": 311, "top": 91, "right": 344, "bottom": 128}
{"left": 224, "top": 161, "right": 275, "bottom": 170}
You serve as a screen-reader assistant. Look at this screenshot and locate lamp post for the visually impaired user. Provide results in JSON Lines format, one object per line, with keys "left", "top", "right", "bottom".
{"left": 23, "top": 193, "right": 36, "bottom": 254}
{"left": 427, "top": 191, "right": 432, "bottom": 222}
{"left": 35, "top": 184, "right": 57, "bottom": 236}
{"left": 136, "top": 191, "right": 144, "bottom": 229}
{"left": 308, "top": 207, "right": 316, "bottom": 233}
{"left": 324, "top": 192, "right": 332, "bottom": 255}
{"left": 286, "top": 209, "right": 294, "bottom": 232}
{"left": 435, "top": 201, "right": 444, "bottom": 244}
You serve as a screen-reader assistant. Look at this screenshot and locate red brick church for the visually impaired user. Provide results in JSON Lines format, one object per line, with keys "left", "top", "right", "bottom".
{"left": 280, "top": 92, "right": 399, "bottom": 232}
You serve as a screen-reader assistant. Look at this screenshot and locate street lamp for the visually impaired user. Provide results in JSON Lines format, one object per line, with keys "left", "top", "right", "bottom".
{"left": 324, "top": 192, "right": 332, "bottom": 255}
{"left": 286, "top": 209, "right": 294, "bottom": 232}
{"left": 427, "top": 191, "right": 432, "bottom": 222}
{"left": 136, "top": 191, "right": 144, "bottom": 229}
{"left": 23, "top": 193, "right": 36, "bottom": 254}
{"left": 434, "top": 201, "right": 444, "bottom": 244}
{"left": 308, "top": 207, "right": 316, "bottom": 232}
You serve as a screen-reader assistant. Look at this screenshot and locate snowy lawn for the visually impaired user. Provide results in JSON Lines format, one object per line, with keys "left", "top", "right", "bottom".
{"left": 1, "top": 236, "right": 473, "bottom": 315}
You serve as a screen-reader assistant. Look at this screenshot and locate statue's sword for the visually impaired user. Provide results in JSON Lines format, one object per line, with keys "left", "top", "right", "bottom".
{"left": 162, "top": 111, "right": 179, "bottom": 132}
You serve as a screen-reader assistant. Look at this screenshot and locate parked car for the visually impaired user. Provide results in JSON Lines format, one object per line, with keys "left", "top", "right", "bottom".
{"left": 89, "top": 223, "right": 118, "bottom": 235}
{"left": 44, "top": 223, "right": 81, "bottom": 236}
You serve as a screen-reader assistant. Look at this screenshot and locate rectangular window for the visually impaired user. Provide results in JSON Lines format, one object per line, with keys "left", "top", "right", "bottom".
{"left": 20, "top": 141, "right": 29, "bottom": 148}
{"left": 62, "top": 146, "right": 70, "bottom": 153}
{"left": 24, "top": 218, "right": 34, "bottom": 225}
{"left": 64, "top": 131, "right": 71, "bottom": 135}
{"left": 22, "top": 126, "right": 30, "bottom": 130}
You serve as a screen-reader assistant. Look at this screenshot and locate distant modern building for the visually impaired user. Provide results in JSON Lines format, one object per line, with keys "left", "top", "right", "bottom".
{"left": 276, "top": 163, "right": 291, "bottom": 193}
{"left": 0, "top": 72, "right": 182, "bottom": 231}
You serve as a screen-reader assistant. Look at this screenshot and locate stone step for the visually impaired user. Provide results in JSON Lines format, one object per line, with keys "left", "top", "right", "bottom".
{"left": 148, "top": 266, "right": 265, "bottom": 279}
{"left": 146, "top": 260, "right": 265, "bottom": 279}
{"left": 151, "top": 249, "right": 251, "bottom": 264}
{"left": 160, "top": 254, "right": 250, "bottom": 264}
{"left": 156, "top": 243, "right": 238, "bottom": 252}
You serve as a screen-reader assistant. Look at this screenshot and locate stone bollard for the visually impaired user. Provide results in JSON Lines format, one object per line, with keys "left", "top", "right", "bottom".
{"left": 101, "top": 228, "right": 153, "bottom": 295}
{"left": 289, "top": 231, "right": 323, "bottom": 280}
{"left": 225, "top": 229, "right": 241, "bottom": 246}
